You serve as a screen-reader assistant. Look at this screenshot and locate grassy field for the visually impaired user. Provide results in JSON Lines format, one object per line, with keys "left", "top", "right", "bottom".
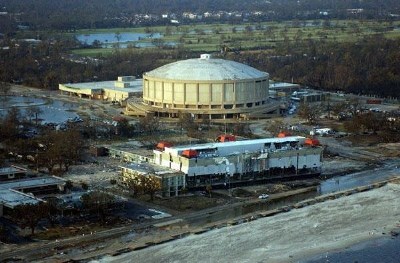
{"left": 71, "top": 20, "right": 400, "bottom": 57}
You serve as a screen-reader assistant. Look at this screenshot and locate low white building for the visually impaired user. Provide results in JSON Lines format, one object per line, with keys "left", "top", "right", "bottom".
{"left": 120, "top": 163, "right": 185, "bottom": 197}
{"left": 59, "top": 76, "right": 142, "bottom": 103}
{"left": 154, "top": 136, "right": 323, "bottom": 188}
{"left": 0, "top": 176, "right": 66, "bottom": 216}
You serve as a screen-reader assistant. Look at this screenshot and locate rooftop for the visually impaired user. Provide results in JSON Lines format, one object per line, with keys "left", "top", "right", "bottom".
{"left": 0, "top": 189, "right": 42, "bottom": 208}
{"left": 0, "top": 166, "right": 27, "bottom": 176}
{"left": 121, "top": 162, "right": 183, "bottom": 176}
{"left": 269, "top": 82, "right": 301, "bottom": 89}
{"left": 145, "top": 55, "right": 268, "bottom": 81}
{"left": 164, "top": 136, "right": 305, "bottom": 153}
{"left": 0, "top": 176, "right": 65, "bottom": 191}
{"left": 61, "top": 79, "right": 143, "bottom": 93}
{"left": 0, "top": 176, "right": 66, "bottom": 208}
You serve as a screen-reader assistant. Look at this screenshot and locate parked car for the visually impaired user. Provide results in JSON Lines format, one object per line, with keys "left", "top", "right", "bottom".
{"left": 258, "top": 194, "right": 269, "bottom": 199}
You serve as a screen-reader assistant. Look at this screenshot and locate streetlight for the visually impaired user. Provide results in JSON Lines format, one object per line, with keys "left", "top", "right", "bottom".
{"left": 225, "top": 165, "right": 231, "bottom": 196}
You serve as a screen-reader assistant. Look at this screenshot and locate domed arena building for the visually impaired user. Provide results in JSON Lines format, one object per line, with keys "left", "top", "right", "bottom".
{"left": 126, "top": 54, "right": 280, "bottom": 120}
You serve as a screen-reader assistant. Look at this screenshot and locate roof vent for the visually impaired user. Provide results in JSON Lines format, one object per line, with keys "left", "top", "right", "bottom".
{"left": 200, "top": 54, "right": 211, "bottom": 60}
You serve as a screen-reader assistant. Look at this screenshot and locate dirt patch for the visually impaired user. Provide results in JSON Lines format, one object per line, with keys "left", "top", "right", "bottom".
{"left": 369, "top": 143, "right": 400, "bottom": 157}
{"left": 143, "top": 195, "right": 228, "bottom": 212}
{"left": 33, "top": 224, "right": 107, "bottom": 240}
{"left": 63, "top": 157, "right": 121, "bottom": 189}
{"left": 234, "top": 184, "right": 292, "bottom": 197}
{"left": 322, "top": 156, "right": 367, "bottom": 175}
{"left": 345, "top": 134, "right": 384, "bottom": 147}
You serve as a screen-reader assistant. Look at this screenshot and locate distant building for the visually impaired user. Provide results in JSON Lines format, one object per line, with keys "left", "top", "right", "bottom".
{"left": 269, "top": 82, "right": 300, "bottom": 98}
{"left": 120, "top": 163, "right": 185, "bottom": 197}
{"left": 59, "top": 76, "right": 142, "bottom": 103}
{"left": 291, "top": 91, "right": 326, "bottom": 103}
{"left": 0, "top": 165, "right": 27, "bottom": 182}
{"left": 112, "top": 136, "right": 323, "bottom": 196}
{"left": 108, "top": 146, "right": 153, "bottom": 163}
{"left": 126, "top": 54, "right": 280, "bottom": 120}
{"left": 154, "top": 136, "right": 323, "bottom": 190}
{"left": 0, "top": 176, "right": 66, "bottom": 216}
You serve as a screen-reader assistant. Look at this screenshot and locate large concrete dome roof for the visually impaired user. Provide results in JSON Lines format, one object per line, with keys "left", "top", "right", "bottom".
{"left": 144, "top": 54, "right": 268, "bottom": 81}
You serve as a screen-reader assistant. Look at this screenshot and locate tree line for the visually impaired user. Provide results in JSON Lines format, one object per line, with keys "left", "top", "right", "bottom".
{"left": 0, "top": 35, "right": 191, "bottom": 89}
{"left": 0, "top": 105, "right": 85, "bottom": 171}
{"left": 297, "top": 99, "right": 400, "bottom": 142}
{"left": 7, "top": 190, "right": 117, "bottom": 236}
{"left": 1, "top": 0, "right": 400, "bottom": 31}
{"left": 1, "top": 27, "right": 399, "bottom": 99}
{"left": 228, "top": 35, "right": 400, "bottom": 99}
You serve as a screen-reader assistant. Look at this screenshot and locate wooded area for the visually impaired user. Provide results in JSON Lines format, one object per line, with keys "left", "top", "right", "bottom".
{"left": 0, "top": 1, "right": 399, "bottom": 99}
{"left": 1, "top": 33, "right": 399, "bottom": 98}
{"left": 228, "top": 35, "right": 400, "bottom": 98}
{"left": 1, "top": 0, "right": 400, "bottom": 30}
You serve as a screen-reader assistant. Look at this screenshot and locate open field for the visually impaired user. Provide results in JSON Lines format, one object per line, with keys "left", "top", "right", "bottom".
{"left": 71, "top": 20, "right": 400, "bottom": 56}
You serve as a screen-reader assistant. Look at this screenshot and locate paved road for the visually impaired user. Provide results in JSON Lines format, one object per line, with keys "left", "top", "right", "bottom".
{"left": 319, "top": 136, "right": 383, "bottom": 162}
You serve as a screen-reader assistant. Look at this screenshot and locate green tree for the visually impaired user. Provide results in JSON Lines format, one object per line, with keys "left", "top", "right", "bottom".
{"left": 126, "top": 174, "right": 161, "bottom": 201}
{"left": 37, "top": 129, "right": 84, "bottom": 173}
{"left": 0, "top": 82, "right": 11, "bottom": 107}
{"left": 138, "top": 115, "right": 160, "bottom": 133}
{"left": 42, "top": 199, "right": 60, "bottom": 227}
{"left": 81, "top": 191, "right": 116, "bottom": 223}
{"left": 266, "top": 119, "right": 285, "bottom": 137}
{"left": 0, "top": 224, "right": 7, "bottom": 242}
{"left": 206, "top": 184, "right": 212, "bottom": 198}
{"left": 116, "top": 118, "right": 135, "bottom": 137}
{"left": 65, "top": 180, "right": 74, "bottom": 192}
{"left": 346, "top": 98, "right": 363, "bottom": 117}
{"left": 151, "top": 38, "right": 165, "bottom": 49}
{"left": 178, "top": 112, "right": 195, "bottom": 132}
{"left": 244, "top": 25, "right": 253, "bottom": 35}
{"left": 0, "top": 107, "right": 21, "bottom": 144}
{"left": 12, "top": 202, "right": 50, "bottom": 235}
{"left": 165, "top": 26, "right": 172, "bottom": 36}
{"left": 141, "top": 175, "right": 161, "bottom": 201}
{"left": 26, "top": 105, "right": 43, "bottom": 125}
{"left": 298, "top": 103, "right": 321, "bottom": 124}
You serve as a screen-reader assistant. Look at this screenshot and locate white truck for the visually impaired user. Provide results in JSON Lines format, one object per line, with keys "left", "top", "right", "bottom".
{"left": 310, "top": 128, "right": 334, "bottom": 136}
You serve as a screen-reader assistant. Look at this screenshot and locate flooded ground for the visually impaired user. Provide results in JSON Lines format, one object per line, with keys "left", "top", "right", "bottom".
{"left": 75, "top": 32, "right": 169, "bottom": 48}
{"left": 0, "top": 95, "right": 80, "bottom": 124}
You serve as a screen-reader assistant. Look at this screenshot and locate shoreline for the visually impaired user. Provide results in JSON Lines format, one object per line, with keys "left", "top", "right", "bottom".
{"left": 295, "top": 227, "right": 400, "bottom": 263}
{"left": 300, "top": 228, "right": 400, "bottom": 262}
{"left": 97, "top": 183, "right": 400, "bottom": 263}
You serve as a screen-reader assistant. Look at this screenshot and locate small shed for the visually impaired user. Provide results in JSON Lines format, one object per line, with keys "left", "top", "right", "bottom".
{"left": 304, "top": 138, "right": 320, "bottom": 147}
{"left": 181, "top": 149, "right": 198, "bottom": 159}
{"left": 156, "top": 141, "right": 173, "bottom": 151}
{"left": 90, "top": 146, "right": 108, "bottom": 157}
{"left": 216, "top": 134, "right": 236, "bottom": 142}
{"left": 277, "top": 131, "right": 291, "bottom": 138}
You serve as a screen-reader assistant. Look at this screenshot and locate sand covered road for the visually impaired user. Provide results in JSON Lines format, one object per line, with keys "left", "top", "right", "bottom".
{"left": 98, "top": 183, "right": 400, "bottom": 263}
